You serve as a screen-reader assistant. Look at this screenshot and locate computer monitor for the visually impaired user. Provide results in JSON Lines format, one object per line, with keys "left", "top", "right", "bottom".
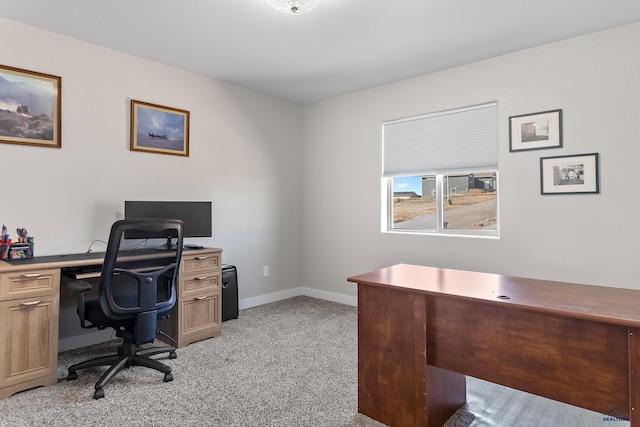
{"left": 124, "top": 201, "right": 212, "bottom": 250}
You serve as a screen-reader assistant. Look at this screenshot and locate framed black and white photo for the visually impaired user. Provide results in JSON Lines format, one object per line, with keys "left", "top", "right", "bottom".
{"left": 540, "top": 153, "right": 599, "bottom": 195}
{"left": 509, "top": 109, "right": 562, "bottom": 152}
{"left": 0, "top": 64, "right": 61, "bottom": 148}
{"left": 130, "top": 100, "right": 190, "bottom": 157}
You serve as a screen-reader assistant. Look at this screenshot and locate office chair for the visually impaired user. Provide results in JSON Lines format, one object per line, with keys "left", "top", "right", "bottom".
{"left": 66, "top": 218, "right": 184, "bottom": 399}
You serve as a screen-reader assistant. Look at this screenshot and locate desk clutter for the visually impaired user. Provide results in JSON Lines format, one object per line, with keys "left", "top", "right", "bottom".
{"left": 0, "top": 225, "right": 34, "bottom": 260}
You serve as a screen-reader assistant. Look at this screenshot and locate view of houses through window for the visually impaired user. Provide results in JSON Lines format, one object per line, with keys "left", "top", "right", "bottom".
{"left": 391, "top": 172, "right": 498, "bottom": 234}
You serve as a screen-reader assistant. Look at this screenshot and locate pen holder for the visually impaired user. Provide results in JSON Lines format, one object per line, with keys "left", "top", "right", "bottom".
{"left": 0, "top": 243, "right": 34, "bottom": 260}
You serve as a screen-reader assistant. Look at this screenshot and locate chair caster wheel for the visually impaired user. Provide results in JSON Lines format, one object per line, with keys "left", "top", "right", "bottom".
{"left": 169, "top": 351, "right": 177, "bottom": 359}
{"left": 164, "top": 372, "right": 173, "bottom": 382}
{"left": 93, "top": 389, "right": 105, "bottom": 399}
{"left": 67, "top": 372, "right": 78, "bottom": 381}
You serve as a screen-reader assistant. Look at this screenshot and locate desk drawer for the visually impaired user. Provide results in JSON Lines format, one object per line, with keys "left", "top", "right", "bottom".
{"left": 179, "top": 291, "right": 221, "bottom": 344}
{"left": 0, "top": 269, "right": 59, "bottom": 301}
{"left": 181, "top": 252, "right": 220, "bottom": 272}
{"left": 180, "top": 273, "right": 220, "bottom": 297}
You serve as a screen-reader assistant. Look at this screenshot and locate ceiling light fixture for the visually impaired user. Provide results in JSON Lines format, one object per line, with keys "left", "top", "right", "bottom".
{"left": 266, "top": 0, "right": 321, "bottom": 15}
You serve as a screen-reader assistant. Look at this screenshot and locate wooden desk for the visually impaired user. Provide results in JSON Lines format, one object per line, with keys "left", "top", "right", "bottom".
{"left": 0, "top": 247, "right": 222, "bottom": 399}
{"left": 348, "top": 264, "right": 640, "bottom": 427}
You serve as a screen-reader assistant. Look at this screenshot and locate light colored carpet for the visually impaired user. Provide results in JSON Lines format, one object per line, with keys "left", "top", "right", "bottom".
{"left": 0, "top": 296, "right": 626, "bottom": 426}
{"left": 466, "top": 376, "right": 629, "bottom": 426}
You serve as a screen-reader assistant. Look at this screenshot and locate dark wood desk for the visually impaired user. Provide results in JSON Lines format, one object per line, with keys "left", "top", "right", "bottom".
{"left": 348, "top": 264, "right": 640, "bottom": 427}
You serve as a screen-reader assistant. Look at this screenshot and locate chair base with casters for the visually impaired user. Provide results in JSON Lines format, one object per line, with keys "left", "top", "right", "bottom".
{"left": 67, "top": 341, "right": 177, "bottom": 400}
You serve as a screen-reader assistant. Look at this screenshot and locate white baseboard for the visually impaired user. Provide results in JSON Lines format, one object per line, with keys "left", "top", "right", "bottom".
{"left": 238, "top": 288, "right": 301, "bottom": 310}
{"left": 299, "top": 287, "right": 357, "bottom": 306}
{"left": 238, "top": 287, "right": 356, "bottom": 310}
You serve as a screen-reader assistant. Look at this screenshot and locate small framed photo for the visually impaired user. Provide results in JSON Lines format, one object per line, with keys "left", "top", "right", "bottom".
{"left": 0, "top": 64, "right": 61, "bottom": 148}
{"left": 130, "top": 100, "right": 190, "bottom": 156}
{"left": 509, "top": 109, "right": 562, "bottom": 152}
{"left": 540, "top": 153, "right": 599, "bottom": 195}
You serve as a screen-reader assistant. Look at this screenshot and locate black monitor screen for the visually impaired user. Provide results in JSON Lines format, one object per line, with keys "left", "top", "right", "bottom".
{"left": 124, "top": 201, "right": 212, "bottom": 239}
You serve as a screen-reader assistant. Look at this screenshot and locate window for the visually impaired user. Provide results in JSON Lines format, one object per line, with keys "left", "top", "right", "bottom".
{"left": 382, "top": 103, "right": 498, "bottom": 237}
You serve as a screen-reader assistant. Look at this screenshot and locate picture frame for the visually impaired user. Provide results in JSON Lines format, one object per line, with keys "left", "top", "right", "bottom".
{"left": 509, "top": 109, "right": 562, "bottom": 152}
{"left": 0, "top": 64, "right": 61, "bottom": 148}
{"left": 540, "top": 153, "right": 599, "bottom": 195}
{"left": 130, "top": 100, "right": 190, "bottom": 157}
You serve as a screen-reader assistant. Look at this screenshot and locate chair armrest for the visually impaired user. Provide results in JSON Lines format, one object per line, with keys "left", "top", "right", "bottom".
{"left": 67, "top": 280, "right": 93, "bottom": 293}
{"left": 65, "top": 280, "right": 94, "bottom": 329}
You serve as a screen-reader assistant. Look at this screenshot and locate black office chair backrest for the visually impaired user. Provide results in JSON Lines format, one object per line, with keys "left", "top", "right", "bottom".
{"left": 99, "top": 218, "right": 184, "bottom": 344}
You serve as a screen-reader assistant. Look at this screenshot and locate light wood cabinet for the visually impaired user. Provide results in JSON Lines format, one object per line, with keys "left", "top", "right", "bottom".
{"left": 0, "top": 246, "right": 222, "bottom": 399}
{"left": 158, "top": 248, "right": 222, "bottom": 347}
{"left": 0, "top": 269, "right": 60, "bottom": 399}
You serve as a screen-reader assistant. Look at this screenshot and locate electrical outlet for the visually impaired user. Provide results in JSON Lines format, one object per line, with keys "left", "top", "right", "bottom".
{"left": 263, "top": 265, "right": 269, "bottom": 277}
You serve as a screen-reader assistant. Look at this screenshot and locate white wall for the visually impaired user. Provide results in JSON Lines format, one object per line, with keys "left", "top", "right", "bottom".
{"left": 3, "top": 17, "right": 640, "bottom": 320}
{"left": 302, "top": 22, "right": 640, "bottom": 300}
{"left": 0, "top": 17, "right": 304, "bottom": 305}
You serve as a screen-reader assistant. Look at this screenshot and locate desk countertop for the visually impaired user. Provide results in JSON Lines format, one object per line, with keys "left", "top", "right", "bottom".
{"left": 348, "top": 263, "right": 640, "bottom": 328}
{"left": 0, "top": 247, "right": 222, "bottom": 272}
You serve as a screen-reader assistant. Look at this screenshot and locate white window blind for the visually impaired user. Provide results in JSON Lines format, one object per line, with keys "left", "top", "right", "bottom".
{"left": 383, "top": 102, "right": 497, "bottom": 177}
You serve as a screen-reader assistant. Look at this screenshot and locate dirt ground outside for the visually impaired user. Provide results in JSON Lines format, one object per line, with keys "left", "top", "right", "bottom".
{"left": 393, "top": 190, "right": 497, "bottom": 229}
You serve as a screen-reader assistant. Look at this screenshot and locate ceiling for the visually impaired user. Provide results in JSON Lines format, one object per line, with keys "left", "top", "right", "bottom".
{"left": 2, "top": 0, "right": 640, "bottom": 104}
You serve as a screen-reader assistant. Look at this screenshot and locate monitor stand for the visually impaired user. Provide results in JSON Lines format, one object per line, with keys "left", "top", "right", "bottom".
{"left": 155, "top": 237, "right": 178, "bottom": 251}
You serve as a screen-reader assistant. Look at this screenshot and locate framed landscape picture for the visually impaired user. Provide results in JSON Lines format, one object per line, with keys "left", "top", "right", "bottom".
{"left": 130, "top": 100, "right": 190, "bottom": 156}
{"left": 509, "top": 109, "right": 562, "bottom": 152}
{"left": 540, "top": 153, "right": 599, "bottom": 195}
{"left": 0, "top": 64, "right": 61, "bottom": 148}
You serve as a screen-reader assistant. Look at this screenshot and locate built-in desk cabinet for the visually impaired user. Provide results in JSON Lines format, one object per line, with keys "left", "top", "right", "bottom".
{"left": 159, "top": 248, "right": 222, "bottom": 347}
{"left": 0, "top": 246, "right": 222, "bottom": 399}
{"left": 0, "top": 268, "right": 60, "bottom": 399}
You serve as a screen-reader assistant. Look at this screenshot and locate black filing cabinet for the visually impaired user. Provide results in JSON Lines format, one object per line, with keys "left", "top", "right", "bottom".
{"left": 221, "top": 264, "right": 239, "bottom": 321}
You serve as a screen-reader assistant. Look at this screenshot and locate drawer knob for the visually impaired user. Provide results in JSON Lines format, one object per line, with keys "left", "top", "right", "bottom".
{"left": 21, "top": 273, "right": 44, "bottom": 278}
{"left": 195, "top": 276, "right": 210, "bottom": 281}
{"left": 195, "top": 295, "right": 212, "bottom": 301}
{"left": 195, "top": 256, "right": 209, "bottom": 260}
{"left": 20, "top": 300, "right": 42, "bottom": 306}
